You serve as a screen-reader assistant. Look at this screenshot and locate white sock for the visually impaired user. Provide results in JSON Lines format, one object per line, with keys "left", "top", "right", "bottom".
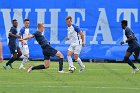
{"left": 67, "top": 56, "right": 73, "bottom": 67}
{"left": 77, "top": 57, "right": 84, "bottom": 68}
{"left": 20, "top": 58, "right": 28, "bottom": 67}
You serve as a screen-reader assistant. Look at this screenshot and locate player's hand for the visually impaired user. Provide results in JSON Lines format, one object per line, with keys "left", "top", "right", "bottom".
{"left": 17, "top": 35, "right": 21, "bottom": 38}
{"left": 65, "top": 37, "right": 70, "bottom": 41}
{"left": 19, "top": 38, "right": 23, "bottom": 41}
{"left": 0, "top": 56, "right": 3, "bottom": 63}
{"left": 120, "top": 41, "right": 125, "bottom": 45}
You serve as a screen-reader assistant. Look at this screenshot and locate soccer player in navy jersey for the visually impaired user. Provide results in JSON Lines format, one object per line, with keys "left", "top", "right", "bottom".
{"left": 19, "top": 23, "right": 64, "bottom": 73}
{"left": 120, "top": 20, "right": 140, "bottom": 73}
{"left": 3, "top": 19, "right": 22, "bottom": 69}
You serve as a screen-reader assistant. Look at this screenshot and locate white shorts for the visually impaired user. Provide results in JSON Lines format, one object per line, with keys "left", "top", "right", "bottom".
{"left": 68, "top": 44, "right": 82, "bottom": 54}
{"left": 20, "top": 45, "right": 29, "bottom": 55}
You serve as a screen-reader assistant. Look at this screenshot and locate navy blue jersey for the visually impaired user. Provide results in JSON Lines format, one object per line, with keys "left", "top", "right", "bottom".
{"left": 33, "top": 31, "right": 50, "bottom": 48}
{"left": 125, "top": 27, "right": 140, "bottom": 48}
{"left": 8, "top": 27, "right": 18, "bottom": 45}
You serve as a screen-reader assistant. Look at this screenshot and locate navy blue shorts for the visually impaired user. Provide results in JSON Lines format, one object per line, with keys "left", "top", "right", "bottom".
{"left": 42, "top": 45, "right": 57, "bottom": 60}
{"left": 127, "top": 47, "right": 140, "bottom": 54}
{"left": 8, "top": 44, "right": 20, "bottom": 54}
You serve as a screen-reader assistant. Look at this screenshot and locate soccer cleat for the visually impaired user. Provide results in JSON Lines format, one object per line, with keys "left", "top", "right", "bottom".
{"left": 19, "top": 66, "right": 25, "bottom": 69}
{"left": 133, "top": 68, "right": 139, "bottom": 74}
{"left": 27, "top": 66, "right": 33, "bottom": 73}
{"left": 79, "top": 65, "right": 85, "bottom": 73}
{"left": 19, "top": 64, "right": 25, "bottom": 69}
{"left": 58, "top": 70, "right": 65, "bottom": 73}
{"left": 9, "top": 64, "right": 14, "bottom": 69}
{"left": 3, "top": 65, "right": 8, "bottom": 70}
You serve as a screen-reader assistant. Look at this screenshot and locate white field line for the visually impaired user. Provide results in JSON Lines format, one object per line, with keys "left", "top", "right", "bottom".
{"left": 0, "top": 85, "right": 140, "bottom": 90}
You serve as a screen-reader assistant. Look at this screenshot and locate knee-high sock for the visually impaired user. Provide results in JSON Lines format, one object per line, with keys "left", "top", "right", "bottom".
{"left": 6, "top": 57, "right": 16, "bottom": 66}
{"left": 59, "top": 58, "right": 63, "bottom": 71}
{"left": 133, "top": 54, "right": 140, "bottom": 63}
{"left": 67, "top": 56, "right": 73, "bottom": 67}
{"left": 6, "top": 54, "right": 22, "bottom": 66}
{"left": 124, "top": 57, "right": 137, "bottom": 69}
{"left": 76, "top": 57, "right": 84, "bottom": 68}
{"left": 32, "top": 65, "right": 45, "bottom": 70}
{"left": 20, "top": 57, "right": 28, "bottom": 67}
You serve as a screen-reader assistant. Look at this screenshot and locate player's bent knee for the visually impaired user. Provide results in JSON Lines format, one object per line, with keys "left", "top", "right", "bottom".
{"left": 67, "top": 51, "right": 73, "bottom": 56}
{"left": 44, "top": 64, "right": 50, "bottom": 69}
{"left": 56, "top": 51, "right": 64, "bottom": 58}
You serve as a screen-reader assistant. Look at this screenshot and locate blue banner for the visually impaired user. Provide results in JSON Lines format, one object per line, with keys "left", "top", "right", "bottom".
{"left": 0, "top": 0, "right": 140, "bottom": 60}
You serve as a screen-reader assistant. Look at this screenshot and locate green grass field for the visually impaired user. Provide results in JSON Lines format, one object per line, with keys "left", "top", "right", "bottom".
{"left": 0, "top": 61, "right": 140, "bottom": 93}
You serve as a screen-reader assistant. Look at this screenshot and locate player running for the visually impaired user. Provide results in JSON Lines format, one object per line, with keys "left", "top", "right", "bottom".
{"left": 19, "top": 19, "right": 30, "bottom": 69}
{"left": 65, "top": 16, "right": 85, "bottom": 72}
{"left": 19, "top": 23, "right": 64, "bottom": 73}
{"left": 3, "top": 19, "right": 22, "bottom": 69}
{"left": 120, "top": 20, "right": 140, "bottom": 73}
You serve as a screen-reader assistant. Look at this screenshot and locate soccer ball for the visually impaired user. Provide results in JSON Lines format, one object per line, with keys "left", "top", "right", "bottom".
{"left": 69, "top": 66, "right": 76, "bottom": 73}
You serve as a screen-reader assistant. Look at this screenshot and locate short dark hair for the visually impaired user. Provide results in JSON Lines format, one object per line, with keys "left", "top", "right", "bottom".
{"left": 12, "top": 19, "right": 17, "bottom": 23}
{"left": 38, "top": 23, "right": 44, "bottom": 28}
{"left": 66, "top": 16, "right": 72, "bottom": 21}
{"left": 24, "top": 19, "right": 30, "bottom": 22}
{"left": 121, "top": 20, "right": 128, "bottom": 26}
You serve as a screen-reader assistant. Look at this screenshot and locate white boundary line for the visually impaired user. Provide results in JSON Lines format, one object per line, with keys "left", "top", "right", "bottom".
{"left": 0, "top": 85, "right": 140, "bottom": 90}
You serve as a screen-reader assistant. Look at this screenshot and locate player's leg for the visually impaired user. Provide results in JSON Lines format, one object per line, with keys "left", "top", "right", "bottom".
{"left": 67, "top": 45, "right": 74, "bottom": 68}
{"left": 67, "top": 50, "right": 73, "bottom": 67}
{"left": 74, "top": 45, "right": 85, "bottom": 72}
{"left": 4, "top": 45, "right": 19, "bottom": 69}
{"left": 55, "top": 51, "right": 64, "bottom": 71}
{"left": 19, "top": 46, "right": 29, "bottom": 69}
{"left": 27, "top": 56, "right": 50, "bottom": 73}
{"left": 9, "top": 47, "right": 22, "bottom": 69}
{"left": 124, "top": 50, "right": 138, "bottom": 73}
{"left": 133, "top": 48, "right": 140, "bottom": 63}
{"left": 19, "top": 54, "right": 29, "bottom": 69}
{"left": 3, "top": 53, "right": 17, "bottom": 69}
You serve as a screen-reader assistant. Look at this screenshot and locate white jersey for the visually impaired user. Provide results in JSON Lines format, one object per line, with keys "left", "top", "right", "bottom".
{"left": 67, "top": 24, "right": 82, "bottom": 46}
{"left": 19, "top": 27, "right": 30, "bottom": 47}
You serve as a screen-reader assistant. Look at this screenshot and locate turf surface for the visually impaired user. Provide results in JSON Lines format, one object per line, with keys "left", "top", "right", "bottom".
{"left": 0, "top": 61, "right": 140, "bottom": 93}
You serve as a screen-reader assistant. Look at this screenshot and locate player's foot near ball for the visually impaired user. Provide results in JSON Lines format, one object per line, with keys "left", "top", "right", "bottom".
{"left": 58, "top": 70, "right": 64, "bottom": 73}
{"left": 3, "top": 65, "right": 8, "bottom": 70}
{"left": 133, "top": 68, "right": 139, "bottom": 74}
{"left": 19, "top": 66, "right": 25, "bottom": 69}
{"left": 27, "top": 66, "right": 33, "bottom": 73}
{"left": 69, "top": 66, "right": 76, "bottom": 73}
{"left": 79, "top": 65, "right": 85, "bottom": 73}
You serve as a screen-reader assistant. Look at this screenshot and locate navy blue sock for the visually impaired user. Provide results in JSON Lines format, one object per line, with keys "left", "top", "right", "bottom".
{"left": 6, "top": 57, "right": 16, "bottom": 66}
{"left": 32, "top": 65, "right": 45, "bottom": 70}
{"left": 59, "top": 58, "right": 63, "bottom": 71}
{"left": 124, "top": 57, "right": 136, "bottom": 69}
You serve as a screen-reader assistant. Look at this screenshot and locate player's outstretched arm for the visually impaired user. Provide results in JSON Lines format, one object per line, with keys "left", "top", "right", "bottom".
{"left": 23, "top": 34, "right": 34, "bottom": 40}
{"left": 9, "top": 32, "right": 21, "bottom": 38}
{"left": 19, "top": 34, "right": 34, "bottom": 41}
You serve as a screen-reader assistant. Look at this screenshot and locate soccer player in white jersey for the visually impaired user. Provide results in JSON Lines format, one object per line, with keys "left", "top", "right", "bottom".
{"left": 65, "top": 16, "right": 85, "bottom": 72}
{"left": 19, "top": 19, "right": 30, "bottom": 69}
